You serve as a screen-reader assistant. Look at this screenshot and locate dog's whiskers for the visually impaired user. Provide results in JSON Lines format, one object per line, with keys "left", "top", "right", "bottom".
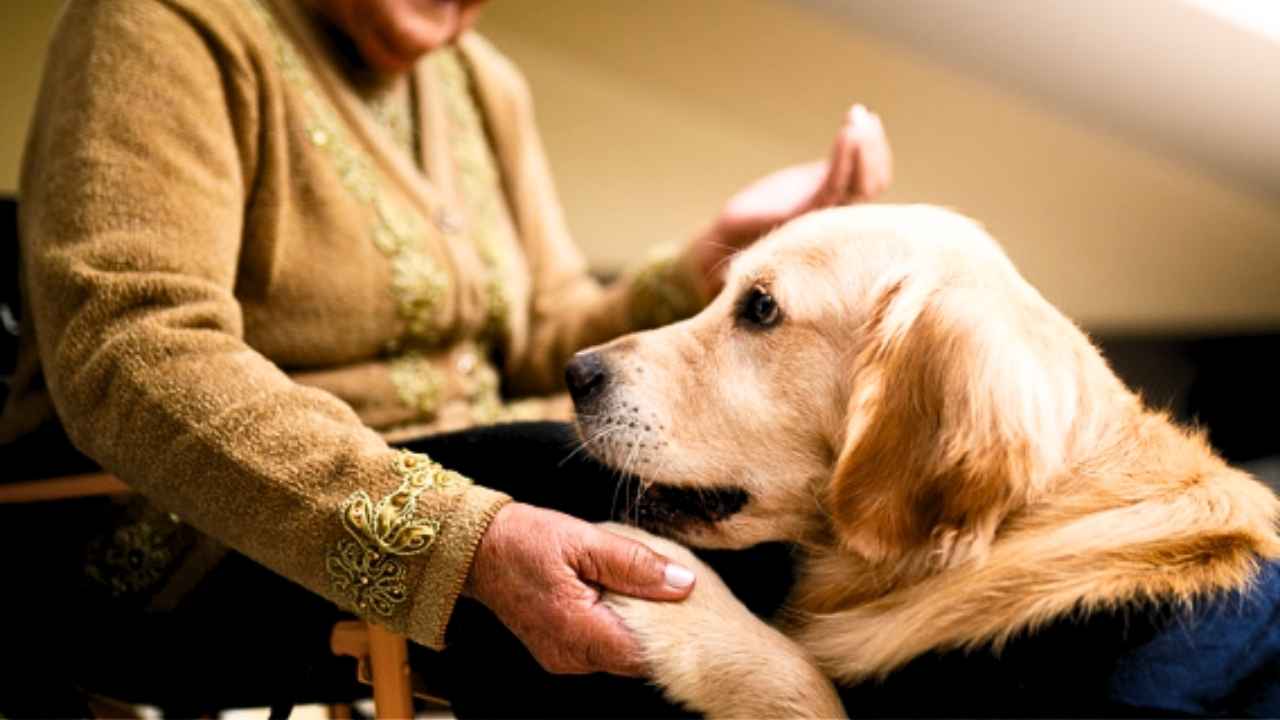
{"left": 559, "top": 422, "right": 619, "bottom": 467}
{"left": 619, "top": 434, "right": 644, "bottom": 523}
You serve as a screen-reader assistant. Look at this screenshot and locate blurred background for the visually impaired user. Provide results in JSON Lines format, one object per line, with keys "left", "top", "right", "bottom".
{"left": 4, "top": 0, "right": 1280, "bottom": 332}
{"left": 0, "top": 3, "right": 1277, "bottom": 716}
{"left": 2, "top": 0, "right": 1278, "bottom": 462}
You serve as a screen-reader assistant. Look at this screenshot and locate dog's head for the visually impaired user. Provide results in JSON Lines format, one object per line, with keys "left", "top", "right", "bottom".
{"left": 571, "top": 205, "right": 1107, "bottom": 571}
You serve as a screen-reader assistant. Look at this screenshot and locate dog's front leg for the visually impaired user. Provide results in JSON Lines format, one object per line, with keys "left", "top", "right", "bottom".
{"left": 600, "top": 523, "right": 845, "bottom": 719}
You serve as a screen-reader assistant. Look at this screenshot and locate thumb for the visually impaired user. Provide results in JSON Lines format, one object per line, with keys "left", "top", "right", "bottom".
{"left": 815, "top": 104, "right": 862, "bottom": 206}
{"left": 576, "top": 529, "right": 696, "bottom": 600}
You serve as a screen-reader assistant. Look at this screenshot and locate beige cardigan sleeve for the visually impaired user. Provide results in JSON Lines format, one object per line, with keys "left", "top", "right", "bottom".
{"left": 460, "top": 36, "right": 712, "bottom": 395}
{"left": 22, "top": 0, "right": 507, "bottom": 649}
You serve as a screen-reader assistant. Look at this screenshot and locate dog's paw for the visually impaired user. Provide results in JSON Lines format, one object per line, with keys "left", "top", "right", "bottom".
{"left": 600, "top": 523, "right": 846, "bottom": 718}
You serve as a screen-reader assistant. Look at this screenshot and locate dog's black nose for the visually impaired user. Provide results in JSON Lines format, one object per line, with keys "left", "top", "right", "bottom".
{"left": 565, "top": 352, "right": 609, "bottom": 404}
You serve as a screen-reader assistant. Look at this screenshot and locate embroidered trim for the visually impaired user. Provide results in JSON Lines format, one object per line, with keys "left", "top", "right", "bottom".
{"left": 247, "top": 0, "right": 450, "bottom": 348}
{"left": 452, "top": 343, "right": 503, "bottom": 424}
{"left": 326, "top": 537, "right": 411, "bottom": 616}
{"left": 628, "top": 244, "right": 705, "bottom": 329}
{"left": 389, "top": 352, "right": 445, "bottom": 418}
{"left": 430, "top": 49, "right": 512, "bottom": 340}
{"left": 388, "top": 341, "right": 546, "bottom": 425}
{"left": 249, "top": 4, "right": 520, "bottom": 417}
{"left": 326, "top": 451, "right": 470, "bottom": 616}
{"left": 365, "top": 79, "right": 417, "bottom": 160}
{"left": 454, "top": 342, "right": 546, "bottom": 425}
{"left": 85, "top": 508, "right": 190, "bottom": 598}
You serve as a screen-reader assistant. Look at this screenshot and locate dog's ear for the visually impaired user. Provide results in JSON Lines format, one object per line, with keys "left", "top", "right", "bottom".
{"left": 827, "top": 275, "right": 1073, "bottom": 570}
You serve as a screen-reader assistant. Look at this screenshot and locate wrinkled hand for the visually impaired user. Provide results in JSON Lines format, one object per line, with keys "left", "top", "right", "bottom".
{"left": 464, "top": 503, "right": 696, "bottom": 676}
{"left": 690, "top": 104, "right": 892, "bottom": 292}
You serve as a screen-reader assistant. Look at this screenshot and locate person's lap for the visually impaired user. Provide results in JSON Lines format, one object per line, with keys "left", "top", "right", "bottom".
{"left": 416, "top": 422, "right": 795, "bottom": 718}
{"left": 4, "top": 421, "right": 794, "bottom": 717}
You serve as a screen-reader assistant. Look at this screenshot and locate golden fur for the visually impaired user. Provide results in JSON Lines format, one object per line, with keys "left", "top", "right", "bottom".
{"left": 580, "top": 205, "right": 1280, "bottom": 717}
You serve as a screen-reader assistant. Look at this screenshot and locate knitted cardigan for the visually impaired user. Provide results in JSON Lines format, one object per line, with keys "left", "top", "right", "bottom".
{"left": 0, "top": 0, "right": 707, "bottom": 649}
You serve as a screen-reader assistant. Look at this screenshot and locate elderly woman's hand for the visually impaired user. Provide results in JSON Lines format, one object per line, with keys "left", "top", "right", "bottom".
{"left": 464, "top": 502, "right": 696, "bottom": 676}
{"left": 690, "top": 103, "right": 892, "bottom": 293}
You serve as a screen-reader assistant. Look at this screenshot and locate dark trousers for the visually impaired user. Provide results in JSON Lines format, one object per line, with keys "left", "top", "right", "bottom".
{"left": 0, "top": 422, "right": 794, "bottom": 718}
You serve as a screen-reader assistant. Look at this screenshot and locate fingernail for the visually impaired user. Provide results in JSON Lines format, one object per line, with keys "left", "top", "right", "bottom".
{"left": 664, "top": 564, "right": 695, "bottom": 589}
{"left": 851, "top": 104, "right": 869, "bottom": 123}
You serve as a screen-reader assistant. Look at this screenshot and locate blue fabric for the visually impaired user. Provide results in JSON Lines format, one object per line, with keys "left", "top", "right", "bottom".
{"left": 838, "top": 559, "right": 1280, "bottom": 717}
{"left": 1108, "top": 560, "right": 1280, "bottom": 716}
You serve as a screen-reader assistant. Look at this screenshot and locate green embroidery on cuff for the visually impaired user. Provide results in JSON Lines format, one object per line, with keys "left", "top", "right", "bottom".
{"left": 326, "top": 538, "right": 410, "bottom": 617}
{"left": 326, "top": 451, "right": 471, "bottom": 616}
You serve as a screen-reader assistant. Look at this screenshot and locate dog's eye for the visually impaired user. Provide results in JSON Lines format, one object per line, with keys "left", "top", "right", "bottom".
{"left": 739, "top": 286, "right": 781, "bottom": 328}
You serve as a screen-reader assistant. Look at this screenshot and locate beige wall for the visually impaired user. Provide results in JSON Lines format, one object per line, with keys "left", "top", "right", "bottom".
{"left": 475, "top": 0, "right": 1280, "bottom": 334}
{"left": 5, "top": 0, "right": 1279, "bottom": 332}
{"left": 0, "top": 1, "right": 63, "bottom": 198}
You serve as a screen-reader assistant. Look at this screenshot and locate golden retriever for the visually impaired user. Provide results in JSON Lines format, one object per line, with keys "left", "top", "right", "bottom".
{"left": 567, "top": 205, "right": 1280, "bottom": 718}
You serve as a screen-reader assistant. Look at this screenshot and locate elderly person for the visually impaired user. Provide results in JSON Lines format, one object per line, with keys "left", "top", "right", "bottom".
{"left": 0, "top": 0, "right": 890, "bottom": 713}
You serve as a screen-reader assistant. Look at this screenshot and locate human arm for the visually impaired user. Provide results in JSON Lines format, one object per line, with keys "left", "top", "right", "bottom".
{"left": 459, "top": 35, "right": 891, "bottom": 394}
{"left": 21, "top": 0, "right": 506, "bottom": 649}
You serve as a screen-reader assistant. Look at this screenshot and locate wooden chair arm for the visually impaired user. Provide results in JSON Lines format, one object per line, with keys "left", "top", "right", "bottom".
{"left": 332, "top": 620, "right": 418, "bottom": 718}
{"left": 0, "top": 473, "right": 130, "bottom": 503}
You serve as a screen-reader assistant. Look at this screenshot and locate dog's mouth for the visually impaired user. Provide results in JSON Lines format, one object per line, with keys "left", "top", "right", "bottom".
{"left": 613, "top": 472, "right": 750, "bottom": 531}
